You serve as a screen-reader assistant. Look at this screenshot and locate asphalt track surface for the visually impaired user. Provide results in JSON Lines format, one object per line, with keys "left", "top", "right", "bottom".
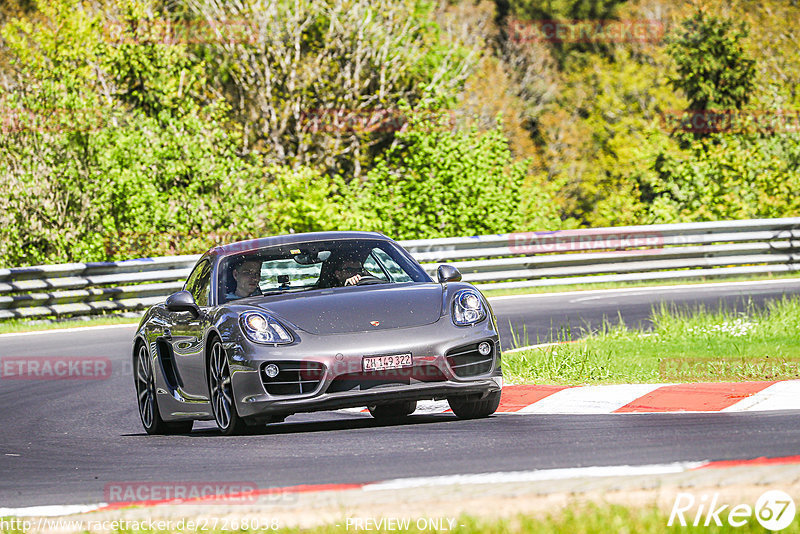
{"left": 2, "top": 280, "right": 800, "bottom": 508}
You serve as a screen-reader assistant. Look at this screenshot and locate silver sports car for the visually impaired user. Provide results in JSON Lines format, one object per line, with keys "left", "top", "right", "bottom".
{"left": 133, "top": 232, "right": 503, "bottom": 435}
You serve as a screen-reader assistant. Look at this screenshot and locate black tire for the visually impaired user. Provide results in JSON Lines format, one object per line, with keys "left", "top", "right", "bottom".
{"left": 134, "top": 342, "right": 193, "bottom": 435}
{"left": 367, "top": 400, "right": 417, "bottom": 422}
{"left": 207, "top": 337, "right": 249, "bottom": 436}
{"left": 448, "top": 390, "right": 501, "bottom": 419}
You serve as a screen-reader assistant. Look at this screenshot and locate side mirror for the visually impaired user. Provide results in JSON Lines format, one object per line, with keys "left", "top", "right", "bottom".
{"left": 165, "top": 290, "right": 200, "bottom": 317}
{"left": 437, "top": 264, "right": 462, "bottom": 284}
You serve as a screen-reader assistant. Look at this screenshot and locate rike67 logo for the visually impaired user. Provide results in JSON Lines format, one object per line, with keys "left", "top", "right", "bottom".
{"left": 669, "top": 490, "right": 796, "bottom": 531}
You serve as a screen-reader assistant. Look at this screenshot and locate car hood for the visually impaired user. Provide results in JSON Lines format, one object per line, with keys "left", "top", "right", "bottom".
{"left": 255, "top": 283, "right": 444, "bottom": 335}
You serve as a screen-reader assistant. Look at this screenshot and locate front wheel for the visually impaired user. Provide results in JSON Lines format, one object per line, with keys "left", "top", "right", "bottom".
{"left": 367, "top": 400, "right": 417, "bottom": 422}
{"left": 208, "top": 338, "right": 248, "bottom": 436}
{"left": 448, "top": 390, "right": 501, "bottom": 419}
{"left": 135, "top": 343, "right": 193, "bottom": 435}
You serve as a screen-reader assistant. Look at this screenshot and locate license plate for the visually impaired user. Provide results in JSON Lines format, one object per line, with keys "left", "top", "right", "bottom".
{"left": 363, "top": 353, "right": 412, "bottom": 372}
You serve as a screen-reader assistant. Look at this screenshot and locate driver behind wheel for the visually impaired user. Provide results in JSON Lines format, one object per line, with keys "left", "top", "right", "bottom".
{"left": 227, "top": 259, "right": 262, "bottom": 299}
{"left": 333, "top": 259, "right": 368, "bottom": 286}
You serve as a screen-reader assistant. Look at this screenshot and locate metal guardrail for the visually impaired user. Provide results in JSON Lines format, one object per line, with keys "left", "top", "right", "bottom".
{"left": 2, "top": 218, "right": 799, "bottom": 319}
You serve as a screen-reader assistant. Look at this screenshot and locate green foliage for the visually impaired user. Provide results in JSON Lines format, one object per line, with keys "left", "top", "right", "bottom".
{"left": 647, "top": 132, "right": 800, "bottom": 222}
{"left": 550, "top": 49, "right": 681, "bottom": 226}
{"left": 501, "top": 0, "right": 630, "bottom": 62}
{"left": 104, "top": 1, "right": 205, "bottom": 117}
{"left": 343, "top": 112, "right": 562, "bottom": 239}
{"left": 2, "top": 0, "right": 800, "bottom": 268}
{"left": 237, "top": 165, "right": 345, "bottom": 236}
{"left": 190, "top": 0, "right": 477, "bottom": 178}
{"left": 0, "top": 0, "right": 256, "bottom": 265}
{"left": 666, "top": 9, "right": 756, "bottom": 114}
{"left": 646, "top": 7, "right": 800, "bottom": 223}
{"left": 0, "top": 0, "right": 484, "bottom": 267}
{"left": 503, "top": 0, "right": 626, "bottom": 23}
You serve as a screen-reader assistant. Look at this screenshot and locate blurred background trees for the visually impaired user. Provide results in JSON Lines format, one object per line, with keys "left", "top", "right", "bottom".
{"left": 1, "top": 0, "right": 798, "bottom": 266}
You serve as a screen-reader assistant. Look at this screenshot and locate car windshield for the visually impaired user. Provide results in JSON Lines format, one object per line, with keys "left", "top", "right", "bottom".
{"left": 218, "top": 238, "right": 430, "bottom": 303}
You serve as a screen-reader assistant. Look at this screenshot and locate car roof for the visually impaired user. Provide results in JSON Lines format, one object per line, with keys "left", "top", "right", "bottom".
{"left": 206, "top": 231, "right": 391, "bottom": 259}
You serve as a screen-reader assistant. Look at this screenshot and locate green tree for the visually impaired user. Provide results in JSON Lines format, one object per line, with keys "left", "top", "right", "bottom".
{"left": 0, "top": 0, "right": 258, "bottom": 265}
{"left": 548, "top": 48, "right": 682, "bottom": 227}
{"left": 236, "top": 165, "right": 345, "bottom": 236}
{"left": 342, "top": 112, "right": 561, "bottom": 239}
{"left": 646, "top": 132, "right": 800, "bottom": 223}
{"left": 188, "top": 0, "right": 478, "bottom": 179}
{"left": 666, "top": 9, "right": 756, "bottom": 116}
{"left": 501, "top": 0, "right": 626, "bottom": 26}
{"left": 643, "top": 9, "right": 800, "bottom": 223}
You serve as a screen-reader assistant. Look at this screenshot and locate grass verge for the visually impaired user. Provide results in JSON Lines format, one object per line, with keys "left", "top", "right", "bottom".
{"left": 503, "top": 296, "right": 800, "bottom": 385}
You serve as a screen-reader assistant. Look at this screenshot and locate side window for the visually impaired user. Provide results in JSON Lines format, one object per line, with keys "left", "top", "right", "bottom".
{"left": 363, "top": 253, "right": 389, "bottom": 281}
{"left": 185, "top": 261, "right": 212, "bottom": 307}
{"left": 371, "top": 248, "right": 412, "bottom": 282}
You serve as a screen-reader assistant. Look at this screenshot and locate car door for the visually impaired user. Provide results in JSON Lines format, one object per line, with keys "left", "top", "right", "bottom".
{"left": 167, "top": 259, "right": 213, "bottom": 401}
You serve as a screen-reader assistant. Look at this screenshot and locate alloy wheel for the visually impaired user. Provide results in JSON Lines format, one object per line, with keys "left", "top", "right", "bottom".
{"left": 135, "top": 344, "right": 155, "bottom": 429}
{"left": 209, "top": 341, "right": 233, "bottom": 430}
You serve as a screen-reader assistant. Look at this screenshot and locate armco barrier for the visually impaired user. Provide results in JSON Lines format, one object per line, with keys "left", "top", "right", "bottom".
{"left": 1, "top": 218, "right": 799, "bottom": 319}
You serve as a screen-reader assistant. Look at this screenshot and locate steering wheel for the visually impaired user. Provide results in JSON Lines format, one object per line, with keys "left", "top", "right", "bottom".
{"left": 355, "top": 275, "right": 385, "bottom": 286}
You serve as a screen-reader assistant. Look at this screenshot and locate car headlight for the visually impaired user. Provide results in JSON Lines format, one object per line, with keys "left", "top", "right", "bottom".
{"left": 452, "top": 289, "right": 487, "bottom": 326}
{"left": 240, "top": 311, "right": 293, "bottom": 344}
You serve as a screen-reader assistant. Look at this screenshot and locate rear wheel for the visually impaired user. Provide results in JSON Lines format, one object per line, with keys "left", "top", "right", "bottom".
{"left": 448, "top": 390, "right": 501, "bottom": 419}
{"left": 135, "top": 343, "right": 193, "bottom": 435}
{"left": 208, "top": 338, "right": 248, "bottom": 436}
{"left": 367, "top": 400, "right": 417, "bottom": 422}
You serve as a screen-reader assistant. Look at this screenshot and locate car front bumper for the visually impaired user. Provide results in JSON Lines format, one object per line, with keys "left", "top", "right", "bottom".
{"left": 225, "top": 315, "right": 502, "bottom": 420}
{"left": 238, "top": 378, "right": 502, "bottom": 420}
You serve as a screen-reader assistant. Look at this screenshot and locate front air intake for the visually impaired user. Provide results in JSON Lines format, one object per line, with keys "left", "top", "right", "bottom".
{"left": 326, "top": 365, "right": 446, "bottom": 393}
{"left": 260, "top": 361, "right": 325, "bottom": 395}
{"left": 446, "top": 342, "right": 495, "bottom": 377}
